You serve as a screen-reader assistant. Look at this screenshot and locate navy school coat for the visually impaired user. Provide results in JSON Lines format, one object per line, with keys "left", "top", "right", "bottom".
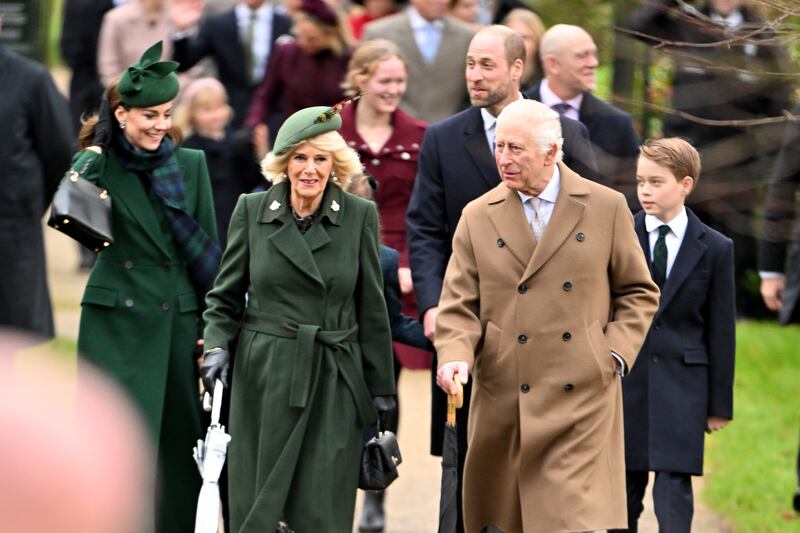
{"left": 623, "top": 208, "right": 736, "bottom": 474}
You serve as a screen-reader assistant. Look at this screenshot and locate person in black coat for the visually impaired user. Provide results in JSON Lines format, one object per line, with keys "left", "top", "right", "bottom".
{"left": 759, "top": 102, "right": 800, "bottom": 513}
{"left": 170, "top": 0, "right": 292, "bottom": 128}
{"left": 615, "top": 138, "right": 735, "bottom": 532}
{"left": 406, "top": 25, "right": 597, "bottom": 533}
{"left": 0, "top": 41, "right": 74, "bottom": 338}
{"left": 625, "top": 0, "right": 794, "bottom": 317}
{"left": 526, "top": 23, "right": 640, "bottom": 211}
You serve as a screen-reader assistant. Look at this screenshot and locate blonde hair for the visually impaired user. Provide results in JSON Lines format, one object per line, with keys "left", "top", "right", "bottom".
{"left": 173, "top": 78, "right": 233, "bottom": 136}
{"left": 640, "top": 138, "right": 702, "bottom": 186}
{"left": 343, "top": 39, "right": 406, "bottom": 96}
{"left": 502, "top": 9, "right": 546, "bottom": 83}
{"left": 262, "top": 130, "right": 362, "bottom": 188}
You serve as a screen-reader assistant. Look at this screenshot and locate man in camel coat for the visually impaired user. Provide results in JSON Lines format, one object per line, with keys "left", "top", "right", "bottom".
{"left": 435, "top": 99, "right": 659, "bottom": 532}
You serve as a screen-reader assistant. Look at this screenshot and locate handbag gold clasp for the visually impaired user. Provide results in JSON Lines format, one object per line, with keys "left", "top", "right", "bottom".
{"left": 99, "top": 189, "right": 108, "bottom": 199}
{"left": 68, "top": 170, "right": 79, "bottom": 182}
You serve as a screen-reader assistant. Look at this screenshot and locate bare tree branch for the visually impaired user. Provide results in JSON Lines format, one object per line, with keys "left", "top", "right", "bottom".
{"left": 611, "top": 95, "right": 799, "bottom": 126}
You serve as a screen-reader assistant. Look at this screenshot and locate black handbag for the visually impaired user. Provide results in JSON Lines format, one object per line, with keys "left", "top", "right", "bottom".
{"left": 47, "top": 160, "right": 113, "bottom": 253}
{"left": 358, "top": 429, "right": 402, "bottom": 490}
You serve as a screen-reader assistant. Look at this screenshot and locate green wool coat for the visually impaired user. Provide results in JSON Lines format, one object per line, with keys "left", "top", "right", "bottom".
{"left": 203, "top": 181, "right": 395, "bottom": 532}
{"left": 76, "top": 147, "right": 217, "bottom": 533}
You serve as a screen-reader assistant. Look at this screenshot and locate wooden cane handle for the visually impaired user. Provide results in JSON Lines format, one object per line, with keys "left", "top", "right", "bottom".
{"left": 446, "top": 372, "right": 465, "bottom": 425}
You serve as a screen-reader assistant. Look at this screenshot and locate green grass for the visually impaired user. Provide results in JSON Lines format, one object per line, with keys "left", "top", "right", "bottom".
{"left": 702, "top": 321, "right": 800, "bottom": 531}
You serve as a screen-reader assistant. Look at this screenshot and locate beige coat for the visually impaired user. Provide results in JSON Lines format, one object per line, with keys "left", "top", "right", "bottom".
{"left": 435, "top": 163, "right": 659, "bottom": 533}
{"left": 97, "top": 0, "right": 171, "bottom": 87}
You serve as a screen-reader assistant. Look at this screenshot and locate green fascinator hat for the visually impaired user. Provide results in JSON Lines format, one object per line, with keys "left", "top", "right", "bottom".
{"left": 273, "top": 97, "right": 362, "bottom": 155}
{"left": 117, "top": 41, "right": 180, "bottom": 107}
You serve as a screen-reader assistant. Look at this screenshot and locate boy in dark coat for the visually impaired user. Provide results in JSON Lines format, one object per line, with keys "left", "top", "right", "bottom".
{"left": 617, "top": 138, "right": 736, "bottom": 532}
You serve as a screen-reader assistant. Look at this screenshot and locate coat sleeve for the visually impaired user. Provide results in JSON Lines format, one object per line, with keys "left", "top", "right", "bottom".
{"left": 192, "top": 150, "right": 220, "bottom": 246}
{"left": 406, "top": 125, "right": 449, "bottom": 316}
{"left": 357, "top": 204, "right": 396, "bottom": 396}
{"left": 382, "top": 246, "right": 430, "bottom": 350}
{"left": 29, "top": 69, "right": 74, "bottom": 209}
{"left": 203, "top": 195, "right": 251, "bottom": 351}
{"left": 605, "top": 193, "right": 660, "bottom": 368}
{"left": 706, "top": 236, "right": 736, "bottom": 419}
{"left": 172, "top": 18, "right": 214, "bottom": 72}
{"left": 433, "top": 210, "right": 481, "bottom": 371}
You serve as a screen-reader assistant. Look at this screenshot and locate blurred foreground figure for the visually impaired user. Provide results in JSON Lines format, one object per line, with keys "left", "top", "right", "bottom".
{"left": 0, "top": 329, "right": 153, "bottom": 533}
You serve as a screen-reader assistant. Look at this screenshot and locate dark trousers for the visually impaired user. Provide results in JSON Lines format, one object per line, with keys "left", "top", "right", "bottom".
{"left": 610, "top": 470, "right": 693, "bottom": 533}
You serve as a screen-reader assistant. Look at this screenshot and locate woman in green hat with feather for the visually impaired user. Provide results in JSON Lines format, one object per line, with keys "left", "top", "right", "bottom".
{"left": 72, "top": 41, "right": 219, "bottom": 532}
{"left": 201, "top": 102, "right": 397, "bottom": 532}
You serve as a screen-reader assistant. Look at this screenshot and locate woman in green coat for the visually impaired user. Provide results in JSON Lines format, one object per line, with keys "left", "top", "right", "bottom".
{"left": 201, "top": 104, "right": 397, "bottom": 532}
{"left": 73, "top": 42, "right": 219, "bottom": 532}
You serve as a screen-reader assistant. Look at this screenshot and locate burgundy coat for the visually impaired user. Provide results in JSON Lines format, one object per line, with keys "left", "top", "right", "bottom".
{"left": 341, "top": 103, "right": 429, "bottom": 368}
{"left": 245, "top": 40, "right": 351, "bottom": 128}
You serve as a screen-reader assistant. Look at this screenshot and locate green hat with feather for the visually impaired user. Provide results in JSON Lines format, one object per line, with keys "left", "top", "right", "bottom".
{"left": 272, "top": 96, "right": 363, "bottom": 155}
{"left": 117, "top": 41, "right": 180, "bottom": 107}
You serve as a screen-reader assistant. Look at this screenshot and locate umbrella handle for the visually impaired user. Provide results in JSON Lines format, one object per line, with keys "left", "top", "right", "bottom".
{"left": 446, "top": 375, "right": 464, "bottom": 425}
{"left": 211, "top": 379, "right": 224, "bottom": 426}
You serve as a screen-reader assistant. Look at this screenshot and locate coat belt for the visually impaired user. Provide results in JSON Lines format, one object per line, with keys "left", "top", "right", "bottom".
{"left": 242, "top": 309, "right": 376, "bottom": 425}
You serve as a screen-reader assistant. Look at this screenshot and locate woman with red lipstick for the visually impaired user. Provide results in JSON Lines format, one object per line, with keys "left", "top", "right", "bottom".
{"left": 71, "top": 42, "right": 219, "bottom": 532}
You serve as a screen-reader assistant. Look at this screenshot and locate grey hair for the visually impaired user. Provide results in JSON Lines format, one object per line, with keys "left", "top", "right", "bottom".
{"left": 497, "top": 99, "right": 564, "bottom": 162}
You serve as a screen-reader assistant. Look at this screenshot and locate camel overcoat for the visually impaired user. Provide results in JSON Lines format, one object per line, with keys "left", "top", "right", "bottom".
{"left": 435, "top": 163, "right": 659, "bottom": 533}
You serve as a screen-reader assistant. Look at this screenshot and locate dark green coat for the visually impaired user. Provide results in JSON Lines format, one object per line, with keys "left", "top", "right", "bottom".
{"left": 77, "top": 147, "right": 217, "bottom": 533}
{"left": 203, "top": 181, "right": 395, "bottom": 532}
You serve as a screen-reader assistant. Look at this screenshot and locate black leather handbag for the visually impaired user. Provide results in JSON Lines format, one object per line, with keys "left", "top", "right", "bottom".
{"left": 358, "top": 429, "right": 402, "bottom": 490}
{"left": 47, "top": 162, "right": 113, "bottom": 253}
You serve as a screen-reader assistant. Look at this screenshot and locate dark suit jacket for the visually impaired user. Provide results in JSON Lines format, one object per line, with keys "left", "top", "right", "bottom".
{"left": 380, "top": 245, "right": 429, "bottom": 350}
{"left": 59, "top": 0, "right": 114, "bottom": 133}
{"left": 526, "top": 83, "right": 640, "bottom": 211}
{"left": 406, "top": 104, "right": 598, "bottom": 455}
{"left": 623, "top": 208, "right": 735, "bottom": 474}
{"left": 172, "top": 9, "right": 292, "bottom": 128}
{"left": 759, "top": 103, "right": 800, "bottom": 324}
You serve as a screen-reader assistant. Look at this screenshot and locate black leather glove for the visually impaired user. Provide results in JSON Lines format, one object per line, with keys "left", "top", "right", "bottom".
{"left": 92, "top": 95, "right": 114, "bottom": 151}
{"left": 372, "top": 395, "right": 398, "bottom": 433}
{"left": 199, "top": 347, "right": 231, "bottom": 392}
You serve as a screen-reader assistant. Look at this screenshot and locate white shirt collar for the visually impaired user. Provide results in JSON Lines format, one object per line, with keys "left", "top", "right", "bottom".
{"left": 711, "top": 10, "right": 744, "bottom": 28}
{"left": 539, "top": 79, "right": 583, "bottom": 114}
{"left": 644, "top": 207, "right": 688, "bottom": 241}
{"left": 517, "top": 164, "right": 561, "bottom": 205}
{"left": 236, "top": 2, "right": 273, "bottom": 22}
{"left": 408, "top": 6, "right": 444, "bottom": 30}
{"left": 479, "top": 92, "right": 524, "bottom": 133}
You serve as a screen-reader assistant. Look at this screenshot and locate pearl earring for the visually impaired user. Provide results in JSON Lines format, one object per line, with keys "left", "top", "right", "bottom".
{"left": 331, "top": 171, "right": 339, "bottom": 182}
{"left": 119, "top": 122, "right": 126, "bottom": 130}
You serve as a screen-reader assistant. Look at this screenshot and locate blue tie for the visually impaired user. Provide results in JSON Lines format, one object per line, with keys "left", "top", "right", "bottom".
{"left": 551, "top": 102, "right": 572, "bottom": 116}
{"left": 420, "top": 23, "right": 440, "bottom": 63}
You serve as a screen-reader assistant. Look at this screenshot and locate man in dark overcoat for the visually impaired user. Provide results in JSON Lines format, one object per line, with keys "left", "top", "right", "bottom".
{"left": 406, "top": 25, "right": 598, "bottom": 532}
{"left": 0, "top": 30, "right": 74, "bottom": 338}
{"left": 759, "top": 102, "right": 800, "bottom": 513}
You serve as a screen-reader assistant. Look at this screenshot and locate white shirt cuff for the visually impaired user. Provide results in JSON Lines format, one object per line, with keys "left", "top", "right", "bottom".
{"left": 759, "top": 271, "right": 785, "bottom": 280}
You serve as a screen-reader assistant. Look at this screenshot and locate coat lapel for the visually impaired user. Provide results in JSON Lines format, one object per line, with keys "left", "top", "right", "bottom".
{"left": 305, "top": 184, "right": 343, "bottom": 253}
{"left": 464, "top": 109, "right": 501, "bottom": 190}
{"left": 103, "top": 156, "right": 175, "bottom": 259}
{"left": 486, "top": 185, "right": 534, "bottom": 269}
{"left": 634, "top": 212, "right": 654, "bottom": 279}
{"left": 259, "top": 182, "right": 325, "bottom": 287}
{"left": 521, "top": 164, "right": 587, "bottom": 282}
{"left": 658, "top": 210, "right": 707, "bottom": 312}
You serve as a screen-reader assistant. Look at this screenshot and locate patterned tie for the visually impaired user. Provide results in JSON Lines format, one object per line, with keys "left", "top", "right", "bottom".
{"left": 243, "top": 9, "right": 258, "bottom": 84}
{"left": 488, "top": 121, "right": 496, "bottom": 154}
{"left": 652, "top": 225, "right": 670, "bottom": 287}
{"left": 551, "top": 102, "right": 572, "bottom": 116}
{"left": 529, "top": 197, "right": 545, "bottom": 242}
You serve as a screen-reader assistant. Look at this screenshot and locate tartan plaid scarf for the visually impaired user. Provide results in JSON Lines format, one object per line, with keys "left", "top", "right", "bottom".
{"left": 113, "top": 135, "right": 221, "bottom": 291}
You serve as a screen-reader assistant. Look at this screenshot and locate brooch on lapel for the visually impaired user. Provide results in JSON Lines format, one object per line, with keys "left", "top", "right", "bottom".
{"left": 269, "top": 200, "right": 281, "bottom": 211}
{"left": 331, "top": 200, "right": 340, "bottom": 212}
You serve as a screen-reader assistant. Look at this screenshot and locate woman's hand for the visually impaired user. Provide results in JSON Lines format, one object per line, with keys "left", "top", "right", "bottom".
{"left": 372, "top": 395, "right": 398, "bottom": 432}
{"left": 91, "top": 96, "right": 114, "bottom": 153}
{"left": 398, "top": 267, "right": 413, "bottom": 295}
{"left": 199, "top": 347, "right": 231, "bottom": 392}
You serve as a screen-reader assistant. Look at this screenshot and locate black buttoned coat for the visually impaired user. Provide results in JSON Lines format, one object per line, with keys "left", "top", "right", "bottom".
{"left": 624, "top": 209, "right": 736, "bottom": 474}
{"left": 0, "top": 45, "right": 73, "bottom": 338}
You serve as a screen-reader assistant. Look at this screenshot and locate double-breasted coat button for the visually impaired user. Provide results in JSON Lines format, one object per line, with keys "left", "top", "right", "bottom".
{"left": 562, "top": 281, "right": 572, "bottom": 291}
{"left": 401, "top": 152, "right": 411, "bottom": 160}
{"left": 124, "top": 298, "right": 134, "bottom": 308}
{"left": 497, "top": 238, "right": 505, "bottom": 247}
{"left": 124, "top": 260, "right": 134, "bottom": 269}
{"left": 564, "top": 383, "right": 574, "bottom": 392}
{"left": 652, "top": 354, "right": 659, "bottom": 362}
{"left": 371, "top": 159, "right": 380, "bottom": 166}
{"left": 562, "top": 332, "right": 572, "bottom": 341}
{"left": 517, "top": 334, "right": 527, "bottom": 344}
{"left": 518, "top": 284, "right": 527, "bottom": 294}
{"left": 520, "top": 384, "right": 530, "bottom": 393}
{"left": 576, "top": 232, "right": 585, "bottom": 242}
{"left": 161, "top": 302, "right": 171, "bottom": 311}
